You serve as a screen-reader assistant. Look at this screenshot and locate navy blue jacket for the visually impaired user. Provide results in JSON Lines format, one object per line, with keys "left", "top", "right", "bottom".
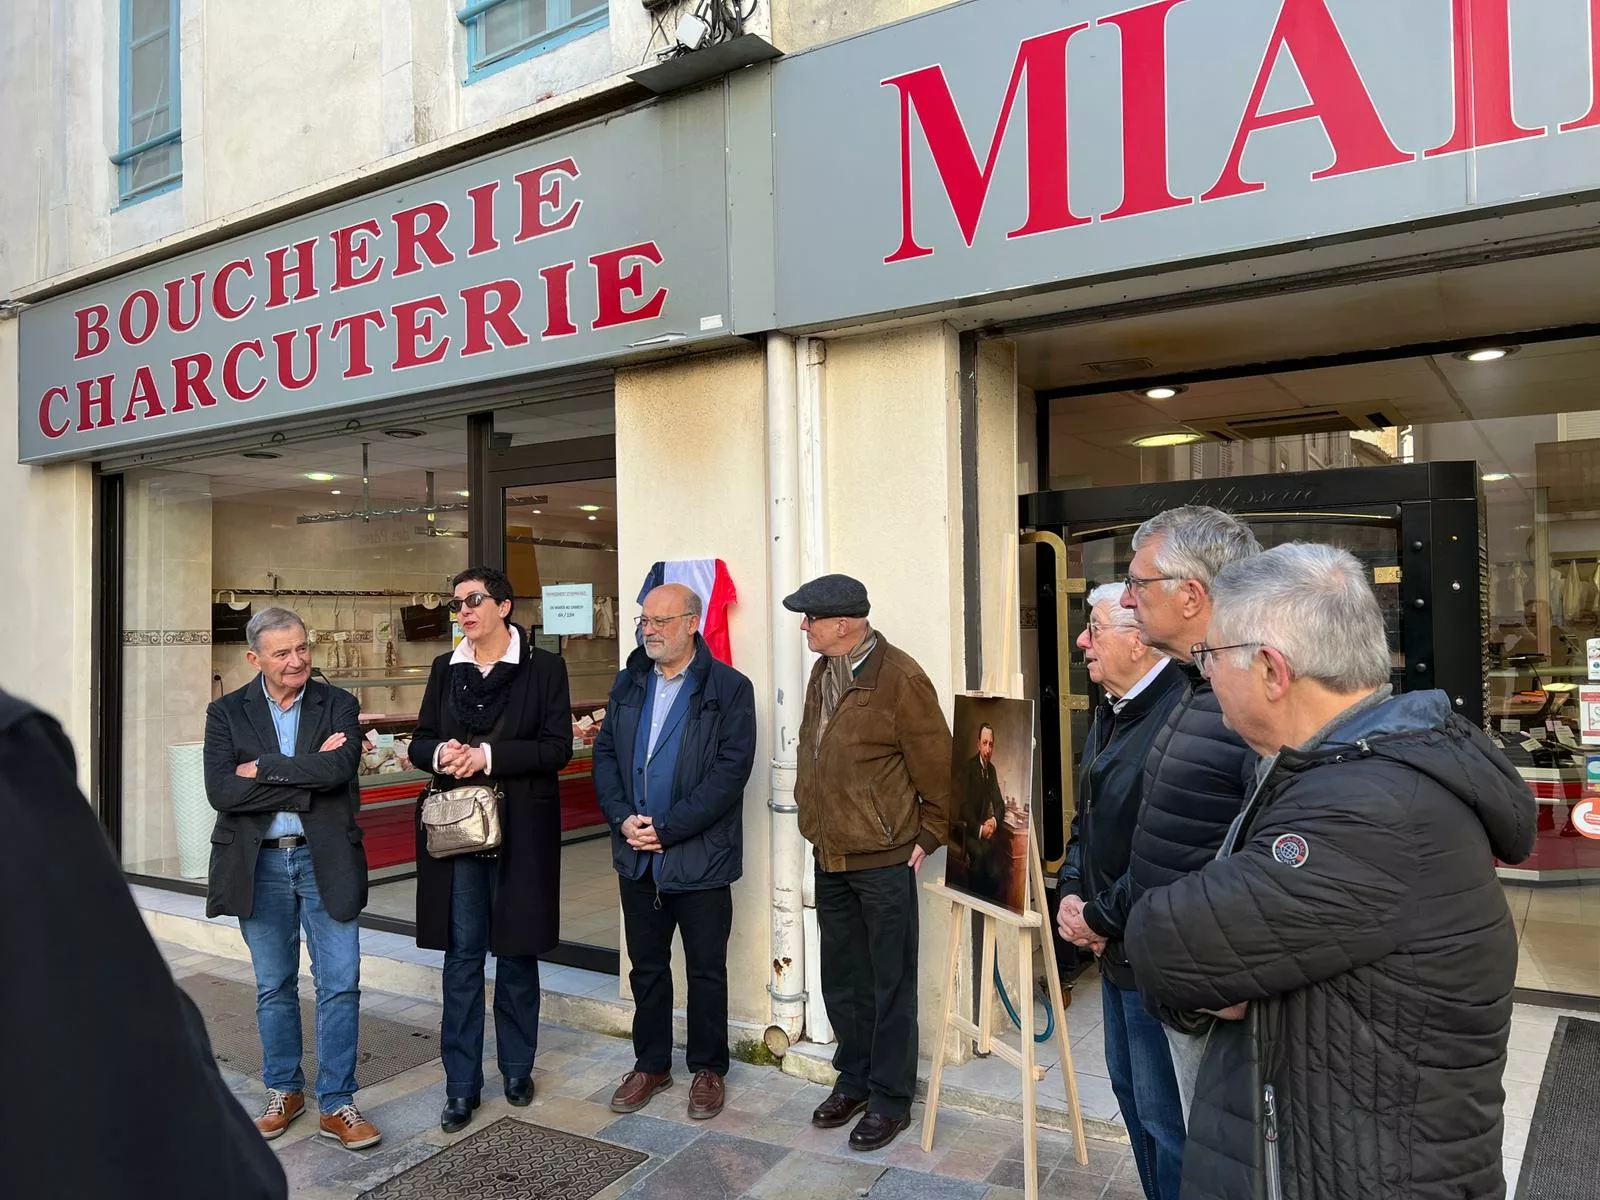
{"left": 593, "top": 636, "right": 757, "bottom": 892}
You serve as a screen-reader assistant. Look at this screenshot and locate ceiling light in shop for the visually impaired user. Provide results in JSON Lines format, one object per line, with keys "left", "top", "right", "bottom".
{"left": 330, "top": 489, "right": 342, "bottom": 495}
{"left": 384, "top": 427, "right": 426, "bottom": 439}
{"left": 456, "top": 490, "right": 470, "bottom": 497}
{"left": 531, "top": 509, "right": 542, "bottom": 514}
{"left": 1132, "top": 432, "right": 1202, "bottom": 448}
{"left": 305, "top": 472, "right": 337, "bottom": 481}
{"left": 588, "top": 514, "right": 598, "bottom": 521}
{"left": 578, "top": 504, "right": 602, "bottom": 512}
{"left": 241, "top": 450, "right": 282, "bottom": 460}
{"left": 1143, "top": 385, "right": 1186, "bottom": 400}
{"left": 1481, "top": 472, "right": 1511, "bottom": 482}
{"left": 1455, "top": 346, "right": 1518, "bottom": 363}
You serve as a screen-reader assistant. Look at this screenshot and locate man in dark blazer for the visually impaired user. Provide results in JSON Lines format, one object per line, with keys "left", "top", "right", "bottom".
{"left": 0, "top": 687, "right": 287, "bottom": 1199}
{"left": 204, "top": 606, "right": 381, "bottom": 1150}
{"left": 955, "top": 723, "right": 1006, "bottom": 899}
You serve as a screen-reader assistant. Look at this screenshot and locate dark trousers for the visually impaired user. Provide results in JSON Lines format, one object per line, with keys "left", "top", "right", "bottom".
{"left": 619, "top": 872, "right": 733, "bottom": 1076}
{"left": 441, "top": 855, "right": 542, "bottom": 1099}
{"left": 815, "top": 863, "right": 919, "bottom": 1119}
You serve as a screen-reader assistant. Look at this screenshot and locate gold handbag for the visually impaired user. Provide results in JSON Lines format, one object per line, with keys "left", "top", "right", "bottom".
{"left": 420, "top": 783, "right": 503, "bottom": 858}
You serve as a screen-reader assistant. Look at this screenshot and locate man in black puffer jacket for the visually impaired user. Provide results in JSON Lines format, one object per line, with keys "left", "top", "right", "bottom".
{"left": 1059, "top": 505, "right": 1261, "bottom": 1119}
{"left": 1126, "top": 544, "right": 1536, "bottom": 1200}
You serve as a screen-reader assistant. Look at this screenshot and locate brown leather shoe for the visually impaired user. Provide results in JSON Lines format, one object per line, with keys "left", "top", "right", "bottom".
{"left": 609, "top": 1071, "right": 673, "bottom": 1114}
{"left": 811, "top": 1089, "right": 868, "bottom": 1129}
{"left": 849, "top": 1110, "right": 912, "bottom": 1152}
{"left": 318, "top": 1104, "right": 383, "bottom": 1150}
{"left": 687, "top": 1070, "right": 725, "bottom": 1119}
{"left": 255, "top": 1089, "right": 305, "bottom": 1140}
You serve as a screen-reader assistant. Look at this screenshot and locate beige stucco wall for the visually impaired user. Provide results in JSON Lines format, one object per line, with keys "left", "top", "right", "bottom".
{"left": 613, "top": 345, "right": 775, "bottom": 1028}
{"left": 773, "top": 0, "right": 960, "bottom": 52}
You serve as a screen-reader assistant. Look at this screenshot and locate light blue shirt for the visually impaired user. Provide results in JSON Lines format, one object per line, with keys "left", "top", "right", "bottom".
{"left": 262, "top": 676, "right": 306, "bottom": 839}
{"left": 646, "top": 664, "right": 689, "bottom": 759}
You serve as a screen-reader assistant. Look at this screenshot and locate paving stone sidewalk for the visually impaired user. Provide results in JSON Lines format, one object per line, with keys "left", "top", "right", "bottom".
{"left": 160, "top": 942, "right": 1139, "bottom": 1200}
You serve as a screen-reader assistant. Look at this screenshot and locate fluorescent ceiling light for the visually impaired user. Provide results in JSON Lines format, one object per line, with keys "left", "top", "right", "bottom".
{"left": 305, "top": 471, "right": 336, "bottom": 481}
{"left": 1132, "top": 432, "right": 1202, "bottom": 448}
{"left": 1481, "top": 472, "right": 1511, "bottom": 482}
{"left": 578, "top": 504, "right": 602, "bottom": 512}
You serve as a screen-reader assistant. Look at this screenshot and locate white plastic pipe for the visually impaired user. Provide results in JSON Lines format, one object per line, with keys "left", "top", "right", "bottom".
{"left": 767, "top": 331, "right": 807, "bottom": 1042}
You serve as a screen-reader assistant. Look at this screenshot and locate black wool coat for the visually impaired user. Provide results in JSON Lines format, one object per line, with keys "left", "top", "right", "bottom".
{"left": 411, "top": 628, "right": 573, "bottom": 957}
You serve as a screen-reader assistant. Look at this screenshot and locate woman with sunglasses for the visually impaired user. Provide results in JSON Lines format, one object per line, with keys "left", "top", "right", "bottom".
{"left": 409, "top": 566, "right": 574, "bottom": 1134}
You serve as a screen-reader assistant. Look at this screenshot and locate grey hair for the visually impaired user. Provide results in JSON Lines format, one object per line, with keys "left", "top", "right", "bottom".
{"left": 1087, "top": 583, "right": 1139, "bottom": 628}
{"left": 1209, "top": 543, "right": 1392, "bottom": 692}
{"left": 684, "top": 589, "right": 703, "bottom": 619}
{"left": 1132, "top": 506, "right": 1262, "bottom": 591}
{"left": 246, "top": 606, "right": 307, "bottom": 653}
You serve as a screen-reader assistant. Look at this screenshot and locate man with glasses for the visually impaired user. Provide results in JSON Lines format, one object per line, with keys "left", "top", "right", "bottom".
{"left": 203, "top": 606, "right": 381, "bottom": 1150}
{"left": 594, "top": 584, "right": 756, "bottom": 1121}
{"left": 1126, "top": 544, "right": 1534, "bottom": 1200}
{"left": 1057, "top": 506, "right": 1260, "bottom": 1125}
{"left": 1057, "top": 584, "right": 1186, "bottom": 1200}
{"left": 786, "top": 574, "right": 952, "bottom": 1153}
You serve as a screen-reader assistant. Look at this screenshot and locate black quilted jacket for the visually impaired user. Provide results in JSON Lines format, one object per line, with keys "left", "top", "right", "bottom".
{"left": 1125, "top": 691, "right": 1537, "bottom": 1200}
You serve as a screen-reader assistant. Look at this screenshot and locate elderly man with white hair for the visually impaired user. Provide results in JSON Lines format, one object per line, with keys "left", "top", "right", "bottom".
{"left": 1126, "top": 543, "right": 1536, "bottom": 1200}
{"left": 1058, "top": 584, "right": 1186, "bottom": 1200}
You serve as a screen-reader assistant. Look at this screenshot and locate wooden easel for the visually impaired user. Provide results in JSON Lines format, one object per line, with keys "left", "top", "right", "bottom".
{"left": 921, "top": 812, "right": 1088, "bottom": 1194}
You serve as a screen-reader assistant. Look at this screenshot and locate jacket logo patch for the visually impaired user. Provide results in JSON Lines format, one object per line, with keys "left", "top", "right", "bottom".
{"left": 1271, "top": 833, "right": 1309, "bottom": 868}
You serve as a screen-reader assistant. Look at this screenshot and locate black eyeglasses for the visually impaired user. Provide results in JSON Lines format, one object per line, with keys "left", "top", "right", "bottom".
{"left": 1190, "top": 641, "right": 1262, "bottom": 678}
{"left": 1124, "top": 571, "right": 1177, "bottom": 594}
{"left": 444, "top": 591, "right": 497, "bottom": 614}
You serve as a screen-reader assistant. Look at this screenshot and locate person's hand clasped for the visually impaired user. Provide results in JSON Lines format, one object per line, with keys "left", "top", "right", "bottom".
{"left": 979, "top": 816, "right": 997, "bottom": 839}
{"left": 622, "top": 814, "right": 662, "bottom": 852}
{"left": 1056, "top": 894, "right": 1104, "bottom": 953}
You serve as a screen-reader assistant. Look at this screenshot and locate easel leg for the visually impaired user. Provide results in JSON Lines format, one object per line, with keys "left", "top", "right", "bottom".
{"left": 978, "top": 915, "right": 997, "bottom": 1055}
{"left": 1018, "top": 925, "right": 1039, "bottom": 1200}
{"left": 921, "top": 897, "right": 964, "bottom": 1152}
{"left": 1031, "top": 837, "right": 1089, "bottom": 1165}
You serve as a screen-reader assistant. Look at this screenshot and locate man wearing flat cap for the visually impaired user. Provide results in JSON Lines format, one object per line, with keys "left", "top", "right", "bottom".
{"left": 787, "top": 574, "right": 952, "bottom": 1152}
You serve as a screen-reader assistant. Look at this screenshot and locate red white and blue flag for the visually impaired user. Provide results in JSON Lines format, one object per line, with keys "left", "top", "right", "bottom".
{"left": 637, "top": 558, "right": 738, "bottom": 665}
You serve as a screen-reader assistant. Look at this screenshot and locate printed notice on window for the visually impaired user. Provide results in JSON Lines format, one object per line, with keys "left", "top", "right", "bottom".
{"left": 542, "top": 584, "right": 594, "bottom": 636}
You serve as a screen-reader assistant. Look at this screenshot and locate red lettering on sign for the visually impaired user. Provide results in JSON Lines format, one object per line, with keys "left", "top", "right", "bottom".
{"left": 393, "top": 297, "right": 451, "bottom": 369}
{"left": 1101, "top": 0, "right": 1193, "bottom": 222}
{"left": 223, "top": 340, "right": 267, "bottom": 402}
{"left": 214, "top": 259, "right": 256, "bottom": 320}
{"left": 171, "top": 353, "right": 218, "bottom": 412}
{"left": 39, "top": 387, "right": 71, "bottom": 439}
{"left": 1427, "top": 0, "right": 1544, "bottom": 155}
{"left": 272, "top": 325, "right": 323, "bottom": 390}
{"left": 121, "top": 365, "right": 167, "bottom": 422}
{"left": 513, "top": 159, "right": 582, "bottom": 242}
{"left": 331, "top": 219, "right": 385, "bottom": 291}
{"left": 77, "top": 375, "right": 117, "bottom": 431}
{"left": 165, "top": 273, "right": 205, "bottom": 333}
{"left": 461, "top": 280, "right": 528, "bottom": 356}
{"left": 393, "top": 203, "right": 456, "bottom": 277}
{"left": 265, "top": 239, "right": 319, "bottom": 309}
{"left": 540, "top": 262, "right": 578, "bottom": 338}
{"left": 591, "top": 244, "right": 668, "bottom": 329}
{"left": 467, "top": 180, "right": 502, "bottom": 255}
{"left": 330, "top": 310, "right": 387, "bottom": 379}
{"left": 1202, "top": 0, "right": 1412, "bottom": 202}
{"left": 1560, "top": 0, "right": 1600, "bottom": 132}
{"left": 75, "top": 305, "right": 110, "bottom": 360}
{"left": 882, "top": 24, "right": 1091, "bottom": 263}
{"left": 118, "top": 290, "right": 160, "bottom": 346}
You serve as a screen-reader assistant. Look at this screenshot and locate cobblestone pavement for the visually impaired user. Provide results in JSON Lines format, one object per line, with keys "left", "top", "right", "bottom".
{"left": 160, "top": 942, "right": 1139, "bottom": 1199}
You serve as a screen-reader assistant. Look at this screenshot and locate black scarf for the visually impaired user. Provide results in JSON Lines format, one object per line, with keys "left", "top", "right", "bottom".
{"left": 447, "top": 631, "right": 523, "bottom": 739}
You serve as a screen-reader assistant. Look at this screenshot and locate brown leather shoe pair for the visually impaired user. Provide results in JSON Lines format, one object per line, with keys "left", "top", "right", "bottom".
{"left": 609, "top": 1069, "right": 726, "bottom": 1118}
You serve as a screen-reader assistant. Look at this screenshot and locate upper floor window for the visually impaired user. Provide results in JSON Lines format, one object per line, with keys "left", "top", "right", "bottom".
{"left": 457, "top": 0, "right": 609, "bottom": 80}
{"left": 115, "top": 0, "right": 182, "bottom": 203}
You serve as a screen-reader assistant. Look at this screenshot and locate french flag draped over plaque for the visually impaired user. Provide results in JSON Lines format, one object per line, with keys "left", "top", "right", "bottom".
{"left": 636, "top": 559, "right": 738, "bottom": 665}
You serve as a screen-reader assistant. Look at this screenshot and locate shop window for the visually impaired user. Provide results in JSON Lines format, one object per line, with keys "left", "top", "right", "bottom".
{"left": 458, "top": 0, "right": 609, "bottom": 79}
{"left": 115, "top": 0, "right": 182, "bottom": 204}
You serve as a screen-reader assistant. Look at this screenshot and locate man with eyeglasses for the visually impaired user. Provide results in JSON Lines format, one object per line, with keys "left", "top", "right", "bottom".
{"left": 786, "top": 573, "right": 952, "bottom": 1153}
{"left": 202, "top": 606, "right": 381, "bottom": 1150}
{"left": 594, "top": 584, "right": 756, "bottom": 1121}
{"left": 1057, "top": 506, "right": 1260, "bottom": 1127}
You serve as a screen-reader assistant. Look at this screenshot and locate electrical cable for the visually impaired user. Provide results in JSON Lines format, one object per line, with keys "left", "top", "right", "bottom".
{"left": 993, "top": 960, "right": 1055, "bottom": 1043}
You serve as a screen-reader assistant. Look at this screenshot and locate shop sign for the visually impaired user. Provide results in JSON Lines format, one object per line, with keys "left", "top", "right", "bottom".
{"left": 17, "top": 88, "right": 734, "bottom": 464}
{"left": 541, "top": 584, "right": 594, "bottom": 636}
{"left": 1580, "top": 686, "right": 1600, "bottom": 745}
{"left": 773, "top": 0, "right": 1600, "bottom": 328}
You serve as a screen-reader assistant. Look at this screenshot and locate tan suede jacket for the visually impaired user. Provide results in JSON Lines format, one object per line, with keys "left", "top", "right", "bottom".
{"left": 795, "top": 635, "right": 953, "bottom": 873}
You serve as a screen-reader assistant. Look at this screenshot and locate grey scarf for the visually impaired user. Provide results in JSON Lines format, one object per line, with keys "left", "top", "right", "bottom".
{"left": 819, "top": 626, "right": 879, "bottom": 738}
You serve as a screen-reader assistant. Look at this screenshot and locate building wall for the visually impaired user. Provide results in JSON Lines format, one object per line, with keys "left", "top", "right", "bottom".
{"left": 772, "top": 0, "right": 958, "bottom": 52}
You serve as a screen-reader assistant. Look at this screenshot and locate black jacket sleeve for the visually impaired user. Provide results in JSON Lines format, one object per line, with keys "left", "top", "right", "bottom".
{"left": 654, "top": 671, "right": 758, "bottom": 847}
{"left": 254, "top": 687, "right": 362, "bottom": 789}
{"left": 0, "top": 695, "right": 287, "bottom": 1200}
{"left": 407, "top": 658, "right": 448, "bottom": 778}
{"left": 1125, "top": 774, "right": 1412, "bottom": 1015}
{"left": 1082, "top": 868, "right": 1135, "bottom": 940}
{"left": 489, "top": 652, "right": 575, "bottom": 779}
{"left": 203, "top": 700, "right": 311, "bottom": 814}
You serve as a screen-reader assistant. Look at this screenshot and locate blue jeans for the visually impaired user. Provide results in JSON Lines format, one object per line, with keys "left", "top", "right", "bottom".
{"left": 1102, "top": 976, "right": 1186, "bottom": 1200}
{"left": 238, "top": 845, "right": 362, "bottom": 1112}
{"left": 442, "top": 856, "right": 542, "bottom": 1099}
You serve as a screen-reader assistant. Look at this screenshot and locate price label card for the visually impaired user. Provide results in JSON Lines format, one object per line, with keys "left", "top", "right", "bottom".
{"left": 1500, "top": 718, "right": 1521, "bottom": 734}
{"left": 1557, "top": 724, "right": 1579, "bottom": 745}
{"left": 376, "top": 733, "right": 396, "bottom": 750}
{"left": 1521, "top": 737, "right": 1543, "bottom": 753}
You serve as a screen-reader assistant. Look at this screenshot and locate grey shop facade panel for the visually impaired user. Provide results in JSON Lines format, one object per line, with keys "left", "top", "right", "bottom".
{"left": 17, "top": 86, "right": 735, "bottom": 465}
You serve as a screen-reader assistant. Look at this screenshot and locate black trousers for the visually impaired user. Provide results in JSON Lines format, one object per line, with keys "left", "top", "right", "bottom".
{"left": 815, "top": 862, "right": 919, "bottom": 1118}
{"left": 618, "top": 872, "right": 733, "bottom": 1076}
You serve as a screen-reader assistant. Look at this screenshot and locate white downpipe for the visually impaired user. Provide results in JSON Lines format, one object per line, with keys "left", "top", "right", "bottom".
{"left": 796, "top": 336, "right": 834, "bottom": 1045}
{"left": 767, "top": 332, "right": 807, "bottom": 1042}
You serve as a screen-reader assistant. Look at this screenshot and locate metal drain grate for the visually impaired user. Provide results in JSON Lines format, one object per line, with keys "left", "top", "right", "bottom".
{"left": 358, "top": 1117, "right": 648, "bottom": 1199}
{"left": 179, "top": 972, "right": 440, "bottom": 1091}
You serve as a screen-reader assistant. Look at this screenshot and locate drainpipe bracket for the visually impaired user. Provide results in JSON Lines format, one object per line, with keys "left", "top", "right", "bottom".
{"left": 767, "top": 800, "right": 799, "bottom": 813}
{"left": 768, "top": 985, "right": 809, "bottom": 1004}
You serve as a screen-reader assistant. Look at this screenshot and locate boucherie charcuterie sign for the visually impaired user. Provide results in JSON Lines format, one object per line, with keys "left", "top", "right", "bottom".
{"left": 17, "top": 88, "right": 733, "bottom": 463}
